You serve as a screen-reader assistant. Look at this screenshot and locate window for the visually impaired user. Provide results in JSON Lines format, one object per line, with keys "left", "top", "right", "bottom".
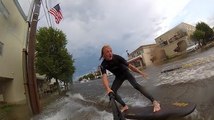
{"left": 137, "top": 51, "right": 141, "bottom": 56}
{"left": 0, "top": 42, "right": 3, "bottom": 56}
{"left": 0, "top": 0, "right": 9, "bottom": 18}
{"left": 160, "top": 41, "right": 168, "bottom": 47}
{"left": 133, "top": 61, "right": 141, "bottom": 67}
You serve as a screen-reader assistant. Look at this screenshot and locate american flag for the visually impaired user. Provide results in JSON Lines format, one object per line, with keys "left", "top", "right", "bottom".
{"left": 49, "top": 4, "right": 63, "bottom": 24}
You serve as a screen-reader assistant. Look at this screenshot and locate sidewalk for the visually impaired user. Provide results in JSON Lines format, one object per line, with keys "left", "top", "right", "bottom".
{"left": 0, "top": 103, "right": 31, "bottom": 120}
{"left": 0, "top": 92, "right": 66, "bottom": 120}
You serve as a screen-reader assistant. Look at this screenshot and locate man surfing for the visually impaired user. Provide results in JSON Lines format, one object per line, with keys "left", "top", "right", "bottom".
{"left": 99, "top": 45, "right": 161, "bottom": 112}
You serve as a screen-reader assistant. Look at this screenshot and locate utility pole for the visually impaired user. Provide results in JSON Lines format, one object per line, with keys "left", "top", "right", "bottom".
{"left": 27, "top": 0, "right": 42, "bottom": 114}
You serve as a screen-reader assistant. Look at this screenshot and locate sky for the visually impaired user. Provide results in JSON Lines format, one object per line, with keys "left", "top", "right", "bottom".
{"left": 19, "top": 0, "right": 214, "bottom": 80}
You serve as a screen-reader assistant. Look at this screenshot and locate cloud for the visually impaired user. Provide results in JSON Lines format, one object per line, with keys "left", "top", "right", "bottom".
{"left": 20, "top": 0, "right": 214, "bottom": 78}
{"left": 17, "top": 0, "right": 33, "bottom": 16}
{"left": 61, "top": 0, "right": 163, "bottom": 55}
{"left": 63, "top": 0, "right": 192, "bottom": 53}
{"left": 170, "top": 0, "right": 214, "bottom": 27}
{"left": 44, "top": 0, "right": 193, "bottom": 78}
{"left": 208, "top": 16, "right": 214, "bottom": 27}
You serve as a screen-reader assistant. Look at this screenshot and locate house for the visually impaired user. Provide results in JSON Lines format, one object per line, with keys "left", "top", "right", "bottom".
{"left": 155, "top": 22, "right": 196, "bottom": 58}
{"left": 36, "top": 74, "right": 58, "bottom": 98}
{"left": 0, "top": 1, "right": 28, "bottom": 103}
{"left": 127, "top": 44, "right": 161, "bottom": 69}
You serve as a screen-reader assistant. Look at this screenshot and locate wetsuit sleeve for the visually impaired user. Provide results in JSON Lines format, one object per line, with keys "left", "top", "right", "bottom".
{"left": 100, "top": 64, "right": 107, "bottom": 74}
{"left": 116, "top": 55, "right": 129, "bottom": 66}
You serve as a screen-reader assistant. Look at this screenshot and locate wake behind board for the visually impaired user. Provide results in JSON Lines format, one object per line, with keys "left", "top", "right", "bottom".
{"left": 123, "top": 101, "right": 196, "bottom": 120}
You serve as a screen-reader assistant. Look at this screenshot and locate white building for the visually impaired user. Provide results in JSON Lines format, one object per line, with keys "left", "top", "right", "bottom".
{"left": 127, "top": 44, "right": 160, "bottom": 69}
{"left": 0, "top": 1, "right": 28, "bottom": 103}
{"left": 155, "top": 22, "right": 195, "bottom": 58}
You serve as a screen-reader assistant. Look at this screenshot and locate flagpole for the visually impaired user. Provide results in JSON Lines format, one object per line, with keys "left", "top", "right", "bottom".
{"left": 41, "top": 0, "right": 50, "bottom": 27}
{"left": 45, "top": 0, "right": 53, "bottom": 27}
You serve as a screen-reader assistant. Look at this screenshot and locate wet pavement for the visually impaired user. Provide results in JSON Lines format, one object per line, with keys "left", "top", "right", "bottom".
{"left": 0, "top": 103, "right": 31, "bottom": 120}
{"left": 0, "top": 92, "right": 63, "bottom": 120}
{"left": 2, "top": 47, "right": 214, "bottom": 120}
{"left": 31, "top": 47, "right": 214, "bottom": 120}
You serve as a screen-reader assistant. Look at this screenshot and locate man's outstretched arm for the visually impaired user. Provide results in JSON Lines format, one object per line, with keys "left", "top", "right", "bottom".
{"left": 102, "top": 74, "right": 113, "bottom": 93}
{"left": 128, "top": 64, "right": 148, "bottom": 79}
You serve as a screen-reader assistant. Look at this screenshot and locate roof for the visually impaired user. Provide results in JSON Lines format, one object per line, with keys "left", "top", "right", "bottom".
{"left": 129, "top": 44, "right": 156, "bottom": 56}
{"left": 155, "top": 22, "right": 195, "bottom": 40}
{"left": 127, "top": 55, "right": 143, "bottom": 63}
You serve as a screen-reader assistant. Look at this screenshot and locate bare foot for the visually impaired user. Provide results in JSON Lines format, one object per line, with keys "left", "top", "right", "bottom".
{"left": 121, "top": 105, "right": 129, "bottom": 112}
{"left": 153, "top": 100, "right": 161, "bottom": 112}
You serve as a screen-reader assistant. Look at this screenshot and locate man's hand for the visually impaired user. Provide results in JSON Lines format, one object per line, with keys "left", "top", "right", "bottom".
{"left": 141, "top": 72, "right": 148, "bottom": 79}
{"left": 102, "top": 74, "right": 113, "bottom": 94}
{"left": 128, "top": 64, "right": 149, "bottom": 79}
{"left": 107, "top": 88, "right": 113, "bottom": 94}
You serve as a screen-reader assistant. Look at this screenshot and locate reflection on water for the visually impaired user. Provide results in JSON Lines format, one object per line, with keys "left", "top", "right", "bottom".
{"left": 32, "top": 47, "right": 214, "bottom": 120}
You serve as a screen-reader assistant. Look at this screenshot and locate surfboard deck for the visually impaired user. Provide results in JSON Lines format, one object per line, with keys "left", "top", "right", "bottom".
{"left": 123, "top": 101, "right": 196, "bottom": 120}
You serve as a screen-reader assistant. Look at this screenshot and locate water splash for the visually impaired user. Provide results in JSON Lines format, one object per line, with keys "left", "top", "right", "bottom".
{"left": 184, "top": 109, "right": 204, "bottom": 120}
{"left": 157, "top": 55, "right": 214, "bottom": 86}
{"left": 31, "top": 93, "right": 112, "bottom": 120}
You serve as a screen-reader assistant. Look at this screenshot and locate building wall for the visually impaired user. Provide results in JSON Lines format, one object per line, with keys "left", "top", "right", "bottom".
{"left": 150, "top": 46, "right": 166, "bottom": 65}
{"left": 141, "top": 45, "right": 156, "bottom": 66}
{"left": 128, "top": 46, "right": 144, "bottom": 69}
{"left": 155, "top": 22, "right": 195, "bottom": 58}
{"left": 128, "top": 44, "right": 157, "bottom": 69}
{"left": 0, "top": 0, "right": 28, "bottom": 103}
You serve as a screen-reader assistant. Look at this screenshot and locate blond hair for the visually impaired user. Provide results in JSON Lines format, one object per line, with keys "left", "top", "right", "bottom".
{"left": 99, "top": 45, "right": 112, "bottom": 60}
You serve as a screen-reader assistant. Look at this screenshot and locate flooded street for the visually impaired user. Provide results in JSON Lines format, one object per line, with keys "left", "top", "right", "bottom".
{"left": 32, "top": 47, "right": 214, "bottom": 120}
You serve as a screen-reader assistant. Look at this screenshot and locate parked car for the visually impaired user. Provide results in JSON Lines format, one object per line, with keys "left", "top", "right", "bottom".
{"left": 186, "top": 44, "right": 199, "bottom": 52}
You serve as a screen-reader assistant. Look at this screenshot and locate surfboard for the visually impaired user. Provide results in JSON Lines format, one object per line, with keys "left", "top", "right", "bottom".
{"left": 123, "top": 101, "right": 196, "bottom": 120}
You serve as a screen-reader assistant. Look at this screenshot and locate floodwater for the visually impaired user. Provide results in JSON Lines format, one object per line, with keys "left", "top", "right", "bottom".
{"left": 32, "top": 47, "right": 214, "bottom": 120}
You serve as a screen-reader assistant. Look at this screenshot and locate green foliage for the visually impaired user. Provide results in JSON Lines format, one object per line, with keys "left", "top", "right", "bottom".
{"left": 191, "top": 30, "right": 205, "bottom": 42}
{"left": 83, "top": 75, "right": 88, "bottom": 79}
{"left": 0, "top": 104, "right": 13, "bottom": 112}
{"left": 78, "top": 73, "right": 96, "bottom": 81}
{"left": 36, "top": 27, "right": 75, "bottom": 84}
{"left": 196, "top": 22, "right": 214, "bottom": 41}
{"left": 87, "top": 73, "right": 95, "bottom": 80}
{"left": 191, "top": 22, "right": 214, "bottom": 45}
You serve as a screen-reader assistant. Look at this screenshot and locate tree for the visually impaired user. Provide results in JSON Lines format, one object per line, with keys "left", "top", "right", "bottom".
{"left": 36, "top": 27, "right": 75, "bottom": 94}
{"left": 87, "top": 73, "right": 95, "bottom": 80}
{"left": 191, "top": 22, "right": 214, "bottom": 45}
{"left": 58, "top": 54, "right": 75, "bottom": 90}
{"left": 191, "top": 29, "right": 205, "bottom": 46}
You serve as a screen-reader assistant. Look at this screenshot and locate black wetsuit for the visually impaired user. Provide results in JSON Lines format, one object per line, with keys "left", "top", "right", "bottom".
{"left": 100, "top": 54, "right": 154, "bottom": 107}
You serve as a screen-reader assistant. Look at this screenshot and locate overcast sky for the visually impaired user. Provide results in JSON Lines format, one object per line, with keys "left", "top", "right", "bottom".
{"left": 20, "top": 0, "right": 214, "bottom": 79}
